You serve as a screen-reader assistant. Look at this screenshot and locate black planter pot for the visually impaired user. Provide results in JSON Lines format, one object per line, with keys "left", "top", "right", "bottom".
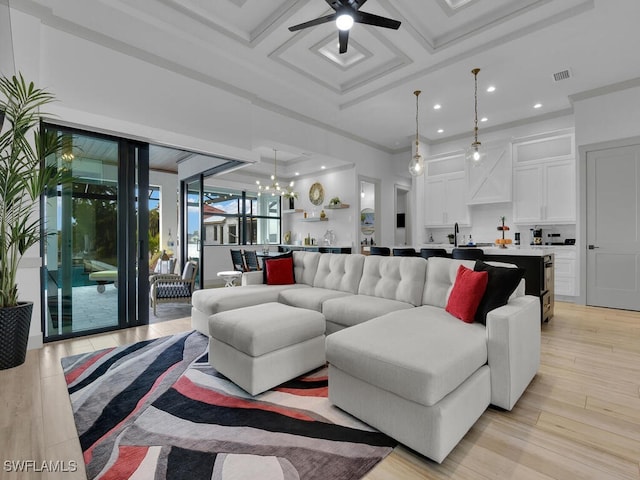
{"left": 288, "top": 197, "right": 295, "bottom": 210}
{"left": 0, "top": 302, "right": 33, "bottom": 370}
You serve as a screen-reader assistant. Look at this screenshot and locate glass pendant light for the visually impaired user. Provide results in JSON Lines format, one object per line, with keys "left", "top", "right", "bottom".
{"left": 465, "top": 68, "right": 486, "bottom": 166}
{"left": 409, "top": 90, "right": 424, "bottom": 177}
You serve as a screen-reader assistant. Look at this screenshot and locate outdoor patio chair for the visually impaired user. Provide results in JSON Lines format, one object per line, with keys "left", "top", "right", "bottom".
{"left": 150, "top": 260, "right": 198, "bottom": 315}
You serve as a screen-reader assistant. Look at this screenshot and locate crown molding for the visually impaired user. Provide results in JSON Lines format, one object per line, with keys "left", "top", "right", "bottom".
{"left": 569, "top": 76, "right": 640, "bottom": 103}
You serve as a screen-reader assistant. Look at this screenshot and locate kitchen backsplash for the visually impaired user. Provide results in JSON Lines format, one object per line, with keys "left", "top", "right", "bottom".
{"left": 425, "top": 203, "right": 576, "bottom": 245}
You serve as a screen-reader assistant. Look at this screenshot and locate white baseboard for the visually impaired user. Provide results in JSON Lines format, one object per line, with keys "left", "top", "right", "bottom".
{"left": 27, "top": 333, "right": 43, "bottom": 350}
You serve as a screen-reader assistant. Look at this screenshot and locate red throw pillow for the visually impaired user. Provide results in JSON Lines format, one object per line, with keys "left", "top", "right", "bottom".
{"left": 265, "top": 256, "right": 295, "bottom": 285}
{"left": 445, "top": 265, "right": 489, "bottom": 323}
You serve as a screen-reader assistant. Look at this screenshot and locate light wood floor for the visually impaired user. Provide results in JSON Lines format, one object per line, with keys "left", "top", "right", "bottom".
{"left": 1, "top": 302, "right": 639, "bottom": 479}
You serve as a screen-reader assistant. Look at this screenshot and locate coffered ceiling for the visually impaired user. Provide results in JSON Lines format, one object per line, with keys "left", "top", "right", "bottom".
{"left": 10, "top": 0, "right": 640, "bottom": 174}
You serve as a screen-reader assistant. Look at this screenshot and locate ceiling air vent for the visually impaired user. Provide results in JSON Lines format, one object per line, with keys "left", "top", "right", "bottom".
{"left": 553, "top": 69, "right": 572, "bottom": 82}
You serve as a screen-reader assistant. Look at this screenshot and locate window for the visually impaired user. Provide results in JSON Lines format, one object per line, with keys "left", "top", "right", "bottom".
{"left": 200, "top": 187, "right": 280, "bottom": 245}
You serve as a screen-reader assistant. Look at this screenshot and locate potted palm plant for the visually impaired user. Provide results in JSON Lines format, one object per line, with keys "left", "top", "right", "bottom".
{"left": 0, "top": 73, "right": 63, "bottom": 369}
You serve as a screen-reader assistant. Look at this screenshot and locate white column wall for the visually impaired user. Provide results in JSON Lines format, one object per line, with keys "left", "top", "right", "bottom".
{"left": 10, "top": 9, "right": 44, "bottom": 349}
{"left": 573, "top": 84, "right": 640, "bottom": 305}
{"left": 150, "top": 170, "right": 179, "bottom": 264}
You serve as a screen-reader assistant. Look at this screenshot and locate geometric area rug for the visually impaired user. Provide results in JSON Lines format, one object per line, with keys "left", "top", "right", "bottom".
{"left": 61, "top": 331, "right": 396, "bottom": 480}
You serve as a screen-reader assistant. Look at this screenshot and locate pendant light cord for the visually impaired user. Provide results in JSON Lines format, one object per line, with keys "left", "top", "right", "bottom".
{"left": 472, "top": 68, "right": 480, "bottom": 145}
{"left": 414, "top": 90, "right": 421, "bottom": 156}
{"left": 273, "top": 148, "right": 277, "bottom": 179}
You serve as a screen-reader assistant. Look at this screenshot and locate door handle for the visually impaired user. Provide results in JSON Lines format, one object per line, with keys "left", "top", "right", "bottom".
{"left": 588, "top": 245, "right": 599, "bottom": 249}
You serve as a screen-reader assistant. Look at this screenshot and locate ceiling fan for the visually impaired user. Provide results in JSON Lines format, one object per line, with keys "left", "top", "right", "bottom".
{"left": 288, "top": 0, "right": 401, "bottom": 54}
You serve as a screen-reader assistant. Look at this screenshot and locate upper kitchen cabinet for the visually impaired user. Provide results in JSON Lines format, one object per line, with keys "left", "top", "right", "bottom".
{"left": 424, "top": 153, "right": 470, "bottom": 227}
{"left": 466, "top": 144, "right": 512, "bottom": 204}
{"left": 512, "top": 130, "right": 576, "bottom": 224}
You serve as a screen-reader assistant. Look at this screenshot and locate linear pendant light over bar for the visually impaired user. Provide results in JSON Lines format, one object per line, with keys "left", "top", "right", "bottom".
{"left": 465, "top": 68, "right": 486, "bottom": 166}
{"left": 409, "top": 90, "right": 424, "bottom": 177}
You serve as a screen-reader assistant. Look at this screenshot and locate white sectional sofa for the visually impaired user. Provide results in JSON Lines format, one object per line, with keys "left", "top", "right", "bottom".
{"left": 190, "top": 250, "right": 540, "bottom": 463}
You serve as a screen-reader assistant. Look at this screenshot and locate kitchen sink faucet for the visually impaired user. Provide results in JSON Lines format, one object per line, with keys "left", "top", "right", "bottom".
{"left": 454, "top": 222, "right": 459, "bottom": 247}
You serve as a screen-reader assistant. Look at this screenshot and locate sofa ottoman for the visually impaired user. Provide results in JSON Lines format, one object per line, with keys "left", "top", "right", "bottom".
{"left": 326, "top": 306, "right": 492, "bottom": 463}
{"left": 209, "top": 302, "right": 326, "bottom": 395}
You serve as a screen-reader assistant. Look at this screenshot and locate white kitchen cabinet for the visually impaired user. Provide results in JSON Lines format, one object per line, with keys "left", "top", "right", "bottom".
{"left": 466, "top": 145, "right": 512, "bottom": 204}
{"left": 512, "top": 130, "right": 576, "bottom": 224}
{"left": 552, "top": 248, "right": 577, "bottom": 297}
{"left": 425, "top": 172, "right": 470, "bottom": 226}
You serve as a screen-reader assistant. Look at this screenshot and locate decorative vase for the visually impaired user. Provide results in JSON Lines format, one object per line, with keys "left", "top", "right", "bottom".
{"left": 288, "top": 197, "right": 295, "bottom": 210}
{"left": 0, "top": 302, "right": 33, "bottom": 370}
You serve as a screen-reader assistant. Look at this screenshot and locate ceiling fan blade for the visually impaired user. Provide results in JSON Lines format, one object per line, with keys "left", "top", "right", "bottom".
{"left": 339, "top": 29, "right": 349, "bottom": 53}
{"left": 325, "top": 0, "right": 345, "bottom": 10}
{"left": 288, "top": 14, "right": 336, "bottom": 32}
{"left": 352, "top": 0, "right": 369, "bottom": 8}
{"left": 355, "top": 11, "right": 401, "bottom": 29}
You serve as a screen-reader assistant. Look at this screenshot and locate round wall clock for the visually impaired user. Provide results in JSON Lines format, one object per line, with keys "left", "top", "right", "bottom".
{"left": 309, "top": 182, "right": 324, "bottom": 206}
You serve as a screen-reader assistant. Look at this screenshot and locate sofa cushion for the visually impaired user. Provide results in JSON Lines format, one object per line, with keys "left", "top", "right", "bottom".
{"left": 279, "top": 287, "right": 352, "bottom": 312}
{"left": 192, "top": 284, "right": 309, "bottom": 316}
{"left": 446, "top": 265, "right": 488, "bottom": 323}
{"left": 322, "top": 294, "right": 414, "bottom": 329}
{"left": 422, "top": 257, "right": 475, "bottom": 308}
{"left": 209, "top": 302, "right": 325, "bottom": 357}
{"left": 474, "top": 261, "right": 526, "bottom": 324}
{"left": 293, "top": 251, "right": 321, "bottom": 286}
{"left": 312, "top": 253, "right": 365, "bottom": 293}
{"left": 265, "top": 256, "right": 295, "bottom": 285}
{"left": 262, "top": 252, "right": 293, "bottom": 284}
{"left": 326, "top": 305, "right": 488, "bottom": 407}
{"left": 359, "top": 256, "right": 427, "bottom": 306}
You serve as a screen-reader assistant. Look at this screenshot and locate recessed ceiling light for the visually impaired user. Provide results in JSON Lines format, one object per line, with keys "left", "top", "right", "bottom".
{"left": 481, "top": 117, "right": 488, "bottom": 122}
{"left": 487, "top": 86, "right": 496, "bottom": 93}
{"left": 433, "top": 104, "right": 441, "bottom": 110}
{"left": 437, "top": 129, "right": 444, "bottom": 133}
{"left": 534, "top": 103, "right": 542, "bottom": 109}
{"left": 321, "top": 165, "right": 326, "bottom": 170}
{"left": 295, "top": 172, "right": 299, "bottom": 176}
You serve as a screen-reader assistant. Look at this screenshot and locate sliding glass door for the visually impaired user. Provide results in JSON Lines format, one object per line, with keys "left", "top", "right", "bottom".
{"left": 43, "top": 127, "right": 148, "bottom": 340}
{"left": 184, "top": 178, "right": 202, "bottom": 289}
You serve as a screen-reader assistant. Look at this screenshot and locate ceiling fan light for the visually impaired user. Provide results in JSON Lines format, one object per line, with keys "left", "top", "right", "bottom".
{"left": 336, "top": 13, "right": 354, "bottom": 31}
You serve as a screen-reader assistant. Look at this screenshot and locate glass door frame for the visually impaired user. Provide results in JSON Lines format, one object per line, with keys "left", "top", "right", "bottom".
{"left": 41, "top": 124, "right": 149, "bottom": 341}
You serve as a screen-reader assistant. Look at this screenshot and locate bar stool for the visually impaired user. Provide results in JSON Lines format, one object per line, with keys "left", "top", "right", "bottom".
{"left": 392, "top": 248, "right": 418, "bottom": 256}
{"left": 369, "top": 246, "right": 391, "bottom": 256}
{"left": 451, "top": 248, "right": 484, "bottom": 261}
{"left": 420, "top": 248, "right": 449, "bottom": 259}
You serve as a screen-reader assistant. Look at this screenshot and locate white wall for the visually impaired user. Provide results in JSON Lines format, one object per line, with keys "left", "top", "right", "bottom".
{"left": 574, "top": 85, "right": 640, "bottom": 147}
{"left": 0, "top": 2, "right": 14, "bottom": 76}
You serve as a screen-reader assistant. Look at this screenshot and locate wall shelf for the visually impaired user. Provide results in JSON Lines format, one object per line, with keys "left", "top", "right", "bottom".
{"left": 282, "top": 209, "right": 304, "bottom": 214}
{"left": 300, "top": 217, "right": 328, "bottom": 222}
{"left": 324, "top": 203, "right": 350, "bottom": 209}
